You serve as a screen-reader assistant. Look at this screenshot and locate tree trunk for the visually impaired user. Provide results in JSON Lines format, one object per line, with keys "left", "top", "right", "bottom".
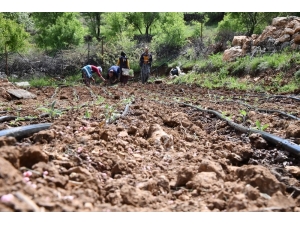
{"left": 5, "top": 44, "right": 8, "bottom": 76}
{"left": 101, "top": 38, "right": 104, "bottom": 65}
{"left": 200, "top": 23, "right": 203, "bottom": 41}
{"left": 96, "top": 13, "right": 101, "bottom": 41}
{"left": 88, "top": 42, "right": 90, "bottom": 62}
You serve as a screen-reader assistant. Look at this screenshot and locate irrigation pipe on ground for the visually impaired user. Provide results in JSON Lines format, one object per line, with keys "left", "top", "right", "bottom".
{"left": 0, "top": 116, "right": 17, "bottom": 122}
{"left": 0, "top": 123, "right": 52, "bottom": 140}
{"left": 213, "top": 100, "right": 300, "bottom": 120}
{"left": 181, "top": 103, "right": 300, "bottom": 157}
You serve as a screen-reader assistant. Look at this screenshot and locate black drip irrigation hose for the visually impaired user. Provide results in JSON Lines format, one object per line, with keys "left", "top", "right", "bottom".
{"left": 230, "top": 94, "right": 300, "bottom": 102}
{"left": 210, "top": 92, "right": 300, "bottom": 104}
{"left": 214, "top": 100, "right": 300, "bottom": 121}
{"left": 0, "top": 116, "right": 17, "bottom": 122}
{"left": 0, "top": 123, "right": 52, "bottom": 140}
{"left": 181, "top": 103, "right": 300, "bottom": 157}
{"left": 266, "top": 95, "right": 300, "bottom": 102}
{"left": 0, "top": 115, "right": 43, "bottom": 123}
{"left": 236, "top": 100, "right": 300, "bottom": 120}
{"left": 219, "top": 91, "right": 300, "bottom": 102}
{"left": 0, "top": 103, "right": 90, "bottom": 122}
{"left": 0, "top": 102, "right": 131, "bottom": 140}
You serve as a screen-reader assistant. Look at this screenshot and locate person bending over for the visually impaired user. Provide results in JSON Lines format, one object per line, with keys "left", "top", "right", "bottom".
{"left": 81, "top": 65, "right": 105, "bottom": 86}
{"left": 107, "top": 65, "right": 120, "bottom": 85}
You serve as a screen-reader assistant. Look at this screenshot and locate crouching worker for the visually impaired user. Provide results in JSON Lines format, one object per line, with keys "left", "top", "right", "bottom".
{"left": 81, "top": 65, "right": 106, "bottom": 86}
{"left": 169, "top": 66, "right": 185, "bottom": 79}
{"left": 107, "top": 65, "right": 120, "bottom": 85}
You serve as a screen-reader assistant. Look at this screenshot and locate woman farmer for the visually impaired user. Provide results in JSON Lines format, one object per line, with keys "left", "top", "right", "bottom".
{"left": 81, "top": 65, "right": 106, "bottom": 86}
{"left": 107, "top": 65, "right": 120, "bottom": 85}
{"left": 139, "top": 46, "right": 152, "bottom": 84}
{"left": 116, "top": 51, "right": 130, "bottom": 86}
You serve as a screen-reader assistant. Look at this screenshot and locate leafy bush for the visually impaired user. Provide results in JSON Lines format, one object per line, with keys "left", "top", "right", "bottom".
{"left": 294, "top": 70, "right": 300, "bottom": 81}
{"left": 247, "top": 58, "right": 262, "bottom": 74}
{"left": 257, "top": 61, "right": 270, "bottom": 71}
{"left": 152, "top": 13, "right": 186, "bottom": 58}
{"left": 32, "top": 13, "right": 85, "bottom": 51}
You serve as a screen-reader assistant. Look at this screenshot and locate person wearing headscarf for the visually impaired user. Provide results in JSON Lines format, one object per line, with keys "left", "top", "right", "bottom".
{"left": 139, "top": 46, "right": 152, "bottom": 84}
{"left": 117, "top": 51, "right": 130, "bottom": 86}
{"left": 107, "top": 65, "right": 120, "bottom": 85}
{"left": 81, "top": 65, "right": 105, "bottom": 86}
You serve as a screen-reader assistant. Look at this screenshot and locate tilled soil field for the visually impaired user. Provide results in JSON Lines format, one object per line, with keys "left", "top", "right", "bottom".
{"left": 1, "top": 78, "right": 300, "bottom": 212}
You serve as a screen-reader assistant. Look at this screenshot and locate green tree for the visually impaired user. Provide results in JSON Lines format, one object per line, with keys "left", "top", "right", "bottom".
{"left": 102, "top": 12, "right": 128, "bottom": 38}
{"left": 0, "top": 13, "right": 29, "bottom": 75}
{"left": 126, "top": 12, "right": 160, "bottom": 36}
{"left": 204, "top": 12, "right": 225, "bottom": 25}
{"left": 152, "top": 12, "right": 186, "bottom": 48}
{"left": 218, "top": 12, "right": 282, "bottom": 36}
{"left": 2, "top": 12, "right": 34, "bottom": 31}
{"left": 31, "top": 12, "right": 85, "bottom": 51}
{"left": 81, "top": 12, "right": 104, "bottom": 41}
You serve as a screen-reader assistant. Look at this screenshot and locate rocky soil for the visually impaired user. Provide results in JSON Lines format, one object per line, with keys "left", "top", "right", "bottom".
{"left": 0, "top": 77, "right": 300, "bottom": 212}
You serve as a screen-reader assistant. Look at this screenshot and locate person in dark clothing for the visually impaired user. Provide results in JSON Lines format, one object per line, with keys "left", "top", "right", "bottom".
{"left": 81, "top": 65, "right": 105, "bottom": 87}
{"left": 117, "top": 51, "right": 130, "bottom": 86}
{"left": 139, "top": 46, "right": 152, "bottom": 84}
{"left": 170, "top": 67, "right": 179, "bottom": 76}
{"left": 107, "top": 65, "right": 120, "bottom": 85}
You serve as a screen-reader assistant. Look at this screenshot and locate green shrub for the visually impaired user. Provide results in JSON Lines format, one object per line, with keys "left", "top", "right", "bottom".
{"left": 294, "top": 70, "right": 300, "bottom": 81}
{"left": 29, "top": 77, "right": 54, "bottom": 87}
{"left": 257, "top": 61, "right": 270, "bottom": 71}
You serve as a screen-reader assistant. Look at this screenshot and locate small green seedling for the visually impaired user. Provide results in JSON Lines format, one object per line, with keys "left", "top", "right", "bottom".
{"left": 254, "top": 120, "right": 269, "bottom": 131}
{"left": 37, "top": 100, "right": 63, "bottom": 120}
{"left": 120, "top": 95, "right": 134, "bottom": 106}
{"left": 240, "top": 110, "right": 247, "bottom": 117}
{"left": 104, "top": 104, "right": 117, "bottom": 123}
{"left": 84, "top": 110, "right": 92, "bottom": 119}
{"left": 95, "top": 96, "right": 105, "bottom": 105}
{"left": 239, "top": 109, "right": 248, "bottom": 123}
{"left": 15, "top": 112, "right": 25, "bottom": 122}
{"left": 221, "top": 111, "right": 232, "bottom": 120}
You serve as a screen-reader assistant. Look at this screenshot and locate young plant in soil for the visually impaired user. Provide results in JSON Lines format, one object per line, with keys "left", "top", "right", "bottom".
{"left": 253, "top": 120, "right": 269, "bottom": 131}
{"left": 239, "top": 109, "right": 248, "bottom": 124}
{"left": 102, "top": 96, "right": 134, "bottom": 124}
{"left": 95, "top": 96, "right": 105, "bottom": 105}
{"left": 103, "top": 104, "right": 118, "bottom": 124}
{"left": 9, "top": 112, "right": 25, "bottom": 126}
{"left": 37, "top": 100, "right": 63, "bottom": 120}
{"left": 221, "top": 111, "right": 232, "bottom": 120}
{"left": 84, "top": 110, "right": 92, "bottom": 119}
{"left": 120, "top": 95, "right": 134, "bottom": 106}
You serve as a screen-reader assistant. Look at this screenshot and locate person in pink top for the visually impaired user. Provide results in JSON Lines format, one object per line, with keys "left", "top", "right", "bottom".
{"left": 81, "top": 65, "right": 106, "bottom": 86}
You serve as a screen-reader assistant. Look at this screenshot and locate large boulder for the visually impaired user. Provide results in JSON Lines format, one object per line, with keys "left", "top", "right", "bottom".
{"left": 223, "top": 47, "right": 244, "bottom": 62}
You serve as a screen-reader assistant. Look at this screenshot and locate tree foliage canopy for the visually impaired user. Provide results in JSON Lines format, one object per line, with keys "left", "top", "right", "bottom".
{"left": 217, "top": 12, "right": 292, "bottom": 36}
{"left": 0, "top": 13, "right": 29, "bottom": 53}
{"left": 31, "top": 12, "right": 85, "bottom": 51}
{"left": 81, "top": 12, "right": 104, "bottom": 41}
{"left": 126, "top": 12, "right": 160, "bottom": 36}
